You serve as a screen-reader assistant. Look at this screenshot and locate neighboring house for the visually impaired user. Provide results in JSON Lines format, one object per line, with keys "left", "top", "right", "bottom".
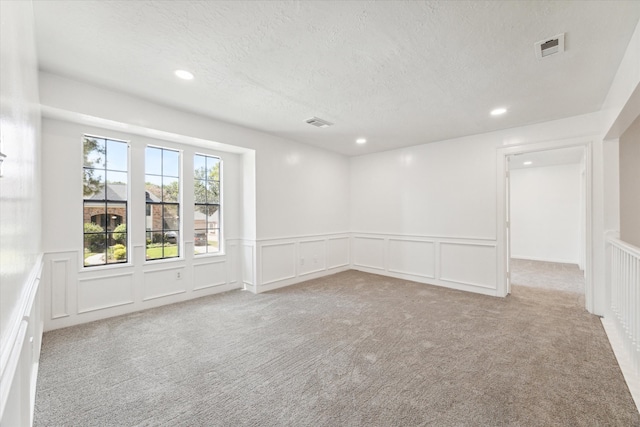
{"left": 83, "top": 182, "right": 127, "bottom": 231}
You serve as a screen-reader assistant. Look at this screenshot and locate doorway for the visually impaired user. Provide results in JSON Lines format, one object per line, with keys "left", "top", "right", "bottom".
{"left": 508, "top": 147, "right": 586, "bottom": 294}
{"left": 496, "top": 139, "right": 593, "bottom": 312}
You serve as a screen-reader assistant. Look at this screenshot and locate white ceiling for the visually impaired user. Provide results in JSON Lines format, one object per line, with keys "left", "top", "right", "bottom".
{"left": 33, "top": 1, "right": 640, "bottom": 156}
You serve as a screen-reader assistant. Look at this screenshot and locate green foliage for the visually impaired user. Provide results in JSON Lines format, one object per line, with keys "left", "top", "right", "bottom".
{"left": 194, "top": 161, "right": 220, "bottom": 214}
{"left": 113, "top": 224, "right": 126, "bottom": 243}
{"left": 113, "top": 244, "right": 125, "bottom": 251}
{"left": 84, "top": 222, "right": 104, "bottom": 252}
{"left": 164, "top": 181, "right": 180, "bottom": 202}
{"left": 83, "top": 137, "right": 105, "bottom": 197}
{"left": 113, "top": 248, "right": 127, "bottom": 260}
{"left": 146, "top": 245, "right": 178, "bottom": 260}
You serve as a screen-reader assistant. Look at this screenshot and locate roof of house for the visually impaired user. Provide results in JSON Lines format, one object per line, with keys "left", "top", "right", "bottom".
{"left": 84, "top": 183, "right": 161, "bottom": 202}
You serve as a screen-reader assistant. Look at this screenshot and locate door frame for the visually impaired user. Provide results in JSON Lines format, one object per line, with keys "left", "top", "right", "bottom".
{"left": 496, "top": 137, "right": 594, "bottom": 312}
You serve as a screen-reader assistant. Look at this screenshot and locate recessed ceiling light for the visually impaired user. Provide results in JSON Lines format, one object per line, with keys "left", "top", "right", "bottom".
{"left": 174, "top": 69, "right": 194, "bottom": 80}
{"left": 523, "top": 161, "right": 533, "bottom": 166}
{"left": 356, "top": 138, "right": 367, "bottom": 144}
{"left": 491, "top": 107, "right": 507, "bottom": 116}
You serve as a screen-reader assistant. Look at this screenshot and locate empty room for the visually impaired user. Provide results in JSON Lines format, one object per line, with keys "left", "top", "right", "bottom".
{"left": 2, "top": 1, "right": 640, "bottom": 425}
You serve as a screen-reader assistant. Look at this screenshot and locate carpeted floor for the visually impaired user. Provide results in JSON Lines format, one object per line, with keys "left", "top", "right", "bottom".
{"left": 34, "top": 270, "right": 639, "bottom": 426}
{"left": 510, "top": 259, "right": 585, "bottom": 294}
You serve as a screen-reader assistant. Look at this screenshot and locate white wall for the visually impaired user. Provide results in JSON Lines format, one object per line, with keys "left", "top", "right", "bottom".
{"left": 620, "top": 115, "right": 640, "bottom": 247}
{"left": 510, "top": 164, "right": 582, "bottom": 264}
{"left": 598, "top": 18, "right": 640, "bottom": 316}
{"left": 350, "top": 113, "right": 602, "bottom": 297}
{"left": 0, "top": 1, "right": 43, "bottom": 425}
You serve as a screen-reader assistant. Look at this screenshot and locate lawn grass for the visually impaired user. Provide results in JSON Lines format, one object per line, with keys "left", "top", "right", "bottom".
{"left": 146, "top": 245, "right": 178, "bottom": 259}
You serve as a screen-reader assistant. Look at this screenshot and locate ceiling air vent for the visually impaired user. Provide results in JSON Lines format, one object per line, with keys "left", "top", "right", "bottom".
{"left": 535, "top": 33, "right": 565, "bottom": 59}
{"left": 305, "top": 117, "right": 333, "bottom": 128}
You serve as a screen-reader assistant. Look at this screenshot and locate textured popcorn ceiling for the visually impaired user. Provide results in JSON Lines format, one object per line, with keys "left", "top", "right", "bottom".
{"left": 33, "top": 1, "right": 640, "bottom": 155}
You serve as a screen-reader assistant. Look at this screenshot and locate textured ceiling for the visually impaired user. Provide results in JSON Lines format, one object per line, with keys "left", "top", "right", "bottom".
{"left": 33, "top": 1, "right": 640, "bottom": 156}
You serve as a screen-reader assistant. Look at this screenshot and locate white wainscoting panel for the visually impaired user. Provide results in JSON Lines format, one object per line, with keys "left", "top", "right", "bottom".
{"left": 328, "top": 237, "right": 350, "bottom": 269}
{"left": 227, "top": 242, "right": 239, "bottom": 284}
{"left": 193, "top": 261, "right": 227, "bottom": 290}
{"left": 78, "top": 273, "right": 135, "bottom": 313}
{"left": 0, "top": 257, "right": 43, "bottom": 427}
{"left": 440, "top": 242, "right": 497, "bottom": 289}
{"left": 351, "top": 233, "right": 498, "bottom": 296}
{"left": 143, "top": 268, "right": 186, "bottom": 301}
{"left": 388, "top": 239, "right": 435, "bottom": 278}
{"left": 50, "top": 258, "right": 70, "bottom": 319}
{"left": 299, "top": 239, "right": 326, "bottom": 276}
{"left": 261, "top": 242, "right": 296, "bottom": 285}
{"left": 353, "top": 236, "right": 385, "bottom": 270}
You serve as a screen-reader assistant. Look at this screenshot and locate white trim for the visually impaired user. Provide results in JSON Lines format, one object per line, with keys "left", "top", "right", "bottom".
{"left": 510, "top": 255, "right": 581, "bottom": 265}
{"left": 601, "top": 317, "right": 640, "bottom": 412}
{"left": 260, "top": 242, "right": 297, "bottom": 285}
{"left": 50, "top": 257, "right": 70, "bottom": 319}
{"left": 256, "top": 232, "right": 349, "bottom": 243}
{"left": 350, "top": 231, "right": 495, "bottom": 242}
{"left": 142, "top": 290, "right": 186, "bottom": 302}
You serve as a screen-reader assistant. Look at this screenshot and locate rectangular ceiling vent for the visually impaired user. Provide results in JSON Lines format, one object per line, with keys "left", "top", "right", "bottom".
{"left": 305, "top": 117, "right": 333, "bottom": 128}
{"left": 535, "top": 33, "right": 565, "bottom": 59}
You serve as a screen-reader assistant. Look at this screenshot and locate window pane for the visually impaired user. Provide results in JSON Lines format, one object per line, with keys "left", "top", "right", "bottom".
{"left": 106, "top": 171, "right": 127, "bottom": 201}
{"left": 146, "top": 245, "right": 163, "bottom": 260}
{"left": 83, "top": 137, "right": 105, "bottom": 168}
{"left": 84, "top": 233, "right": 106, "bottom": 266}
{"left": 106, "top": 202, "right": 126, "bottom": 231}
{"left": 207, "top": 205, "right": 220, "bottom": 227}
{"left": 146, "top": 203, "right": 162, "bottom": 231}
{"left": 163, "top": 205, "right": 179, "bottom": 230}
{"left": 106, "top": 139, "right": 127, "bottom": 172}
{"left": 194, "top": 179, "right": 207, "bottom": 203}
{"left": 194, "top": 207, "right": 206, "bottom": 231}
{"left": 163, "top": 242, "right": 179, "bottom": 258}
{"left": 207, "top": 229, "right": 219, "bottom": 253}
{"left": 110, "top": 238, "right": 127, "bottom": 263}
{"left": 207, "top": 157, "right": 220, "bottom": 180}
{"left": 194, "top": 229, "right": 207, "bottom": 254}
{"left": 163, "top": 176, "right": 179, "bottom": 203}
{"left": 146, "top": 231, "right": 164, "bottom": 243}
{"left": 107, "top": 232, "right": 127, "bottom": 264}
{"left": 207, "top": 181, "right": 220, "bottom": 204}
{"left": 145, "top": 146, "right": 162, "bottom": 175}
{"left": 83, "top": 168, "right": 105, "bottom": 200}
{"left": 84, "top": 204, "right": 106, "bottom": 228}
{"left": 163, "top": 149, "right": 180, "bottom": 177}
{"left": 194, "top": 155, "right": 206, "bottom": 178}
{"left": 145, "top": 175, "right": 162, "bottom": 201}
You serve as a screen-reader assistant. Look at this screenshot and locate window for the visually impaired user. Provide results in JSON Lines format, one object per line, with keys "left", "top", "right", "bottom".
{"left": 145, "top": 146, "right": 180, "bottom": 260}
{"left": 83, "top": 136, "right": 128, "bottom": 267}
{"left": 194, "top": 154, "right": 221, "bottom": 255}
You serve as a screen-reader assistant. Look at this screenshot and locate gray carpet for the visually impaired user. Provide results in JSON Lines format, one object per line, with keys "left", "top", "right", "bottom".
{"left": 34, "top": 270, "right": 639, "bottom": 426}
{"left": 511, "top": 259, "right": 585, "bottom": 294}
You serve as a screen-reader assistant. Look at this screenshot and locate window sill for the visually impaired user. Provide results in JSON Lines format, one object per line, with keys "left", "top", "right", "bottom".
{"left": 79, "top": 261, "right": 133, "bottom": 274}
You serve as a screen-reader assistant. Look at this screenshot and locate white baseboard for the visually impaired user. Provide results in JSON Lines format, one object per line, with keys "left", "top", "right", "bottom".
{"left": 510, "top": 255, "right": 579, "bottom": 265}
{"left": 601, "top": 316, "right": 640, "bottom": 413}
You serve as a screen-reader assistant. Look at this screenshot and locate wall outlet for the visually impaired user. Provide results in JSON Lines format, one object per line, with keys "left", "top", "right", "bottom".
{"left": 176, "top": 271, "right": 182, "bottom": 280}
